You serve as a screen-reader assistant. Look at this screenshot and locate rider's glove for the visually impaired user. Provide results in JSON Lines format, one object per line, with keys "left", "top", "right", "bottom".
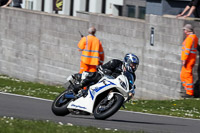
{"left": 133, "top": 85, "right": 136, "bottom": 89}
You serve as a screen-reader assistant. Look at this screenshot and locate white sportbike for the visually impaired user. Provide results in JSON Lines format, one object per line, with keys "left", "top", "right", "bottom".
{"left": 51, "top": 71, "right": 135, "bottom": 120}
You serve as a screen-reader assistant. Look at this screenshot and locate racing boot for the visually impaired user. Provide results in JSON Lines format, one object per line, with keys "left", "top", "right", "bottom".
{"left": 81, "top": 87, "right": 88, "bottom": 97}
{"left": 72, "top": 73, "right": 82, "bottom": 83}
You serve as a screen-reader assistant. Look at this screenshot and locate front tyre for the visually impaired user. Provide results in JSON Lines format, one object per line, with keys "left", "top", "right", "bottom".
{"left": 94, "top": 94, "right": 124, "bottom": 120}
{"left": 51, "top": 90, "right": 71, "bottom": 116}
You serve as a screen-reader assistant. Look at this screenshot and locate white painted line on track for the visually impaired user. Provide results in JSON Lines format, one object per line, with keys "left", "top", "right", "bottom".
{"left": 120, "top": 109, "right": 200, "bottom": 121}
{"left": 0, "top": 92, "right": 53, "bottom": 102}
{"left": 1, "top": 91, "right": 200, "bottom": 121}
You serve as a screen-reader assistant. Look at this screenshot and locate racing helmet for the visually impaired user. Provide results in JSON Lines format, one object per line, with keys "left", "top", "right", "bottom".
{"left": 124, "top": 53, "right": 139, "bottom": 73}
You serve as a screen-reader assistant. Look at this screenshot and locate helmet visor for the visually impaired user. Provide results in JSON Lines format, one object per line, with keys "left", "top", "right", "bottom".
{"left": 125, "top": 62, "right": 138, "bottom": 73}
{"left": 130, "top": 63, "right": 138, "bottom": 71}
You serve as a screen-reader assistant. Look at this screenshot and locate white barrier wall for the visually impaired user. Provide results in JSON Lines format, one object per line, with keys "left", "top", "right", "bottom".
{"left": 1, "top": 8, "right": 200, "bottom": 99}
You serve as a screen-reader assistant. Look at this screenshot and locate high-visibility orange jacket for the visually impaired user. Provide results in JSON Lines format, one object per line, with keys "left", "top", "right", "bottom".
{"left": 181, "top": 34, "right": 198, "bottom": 61}
{"left": 180, "top": 34, "right": 198, "bottom": 96}
{"left": 78, "top": 35, "right": 104, "bottom": 66}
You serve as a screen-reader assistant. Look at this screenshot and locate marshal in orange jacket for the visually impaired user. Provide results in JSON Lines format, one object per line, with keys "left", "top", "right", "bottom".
{"left": 78, "top": 35, "right": 104, "bottom": 73}
{"left": 180, "top": 34, "right": 198, "bottom": 96}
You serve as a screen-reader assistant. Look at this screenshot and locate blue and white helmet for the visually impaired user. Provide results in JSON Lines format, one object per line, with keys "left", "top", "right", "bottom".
{"left": 124, "top": 53, "right": 139, "bottom": 73}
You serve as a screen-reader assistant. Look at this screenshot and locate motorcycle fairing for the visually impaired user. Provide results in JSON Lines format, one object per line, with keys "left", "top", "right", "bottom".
{"left": 67, "top": 74, "right": 131, "bottom": 114}
{"left": 90, "top": 80, "right": 116, "bottom": 100}
{"left": 67, "top": 78, "right": 117, "bottom": 113}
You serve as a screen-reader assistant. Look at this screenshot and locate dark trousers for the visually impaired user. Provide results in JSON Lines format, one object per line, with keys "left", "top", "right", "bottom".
{"left": 194, "top": 9, "right": 200, "bottom": 18}
{"left": 13, "top": 5, "right": 21, "bottom": 8}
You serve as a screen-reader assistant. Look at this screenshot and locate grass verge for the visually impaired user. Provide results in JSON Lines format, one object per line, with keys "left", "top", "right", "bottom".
{"left": 0, "top": 116, "right": 144, "bottom": 133}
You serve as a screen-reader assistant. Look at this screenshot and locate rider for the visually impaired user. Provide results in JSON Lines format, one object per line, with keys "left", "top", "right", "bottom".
{"left": 72, "top": 53, "right": 139, "bottom": 96}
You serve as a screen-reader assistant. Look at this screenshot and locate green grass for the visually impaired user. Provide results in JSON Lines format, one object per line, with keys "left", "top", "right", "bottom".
{"left": 123, "top": 99, "right": 200, "bottom": 119}
{"left": 0, "top": 75, "right": 64, "bottom": 100}
{"left": 0, "top": 116, "right": 144, "bottom": 133}
{"left": 0, "top": 75, "right": 200, "bottom": 120}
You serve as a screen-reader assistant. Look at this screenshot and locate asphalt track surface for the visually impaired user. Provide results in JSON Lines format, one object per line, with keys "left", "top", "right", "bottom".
{"left": 0, "top": 92, "right": 200, "bottom": 133}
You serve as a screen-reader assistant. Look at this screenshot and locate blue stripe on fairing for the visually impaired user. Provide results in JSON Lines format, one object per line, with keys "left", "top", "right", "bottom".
{"left": 94, "top": 80, "right": 116, "bottom": 92}
{"left": 89, "top": 89, "right": 94, "bottom": 100}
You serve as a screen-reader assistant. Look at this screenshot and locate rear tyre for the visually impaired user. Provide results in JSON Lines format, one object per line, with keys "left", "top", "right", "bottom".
{"left": 93, "top": 94, "right": 124, "bottom": 120}
{"left": 51, "top": 90, "right": 71, "bottom": 116}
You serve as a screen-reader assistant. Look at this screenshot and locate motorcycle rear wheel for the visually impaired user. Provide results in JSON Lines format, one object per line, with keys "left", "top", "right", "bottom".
{"left": 51, "top": 90, "right": 71, "bottom": 116}
{"left": 93, "top": 94, "right": 124, "bottom": 120}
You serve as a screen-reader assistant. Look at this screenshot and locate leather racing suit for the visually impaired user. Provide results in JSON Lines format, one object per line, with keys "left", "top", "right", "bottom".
{"left": 73, "top": 59, "right": 136, "bottom": 94}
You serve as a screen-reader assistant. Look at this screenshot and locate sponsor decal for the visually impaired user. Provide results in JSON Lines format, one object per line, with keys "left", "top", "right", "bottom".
{"left": 71, "top": 104, "right": 86, "bottom": 109}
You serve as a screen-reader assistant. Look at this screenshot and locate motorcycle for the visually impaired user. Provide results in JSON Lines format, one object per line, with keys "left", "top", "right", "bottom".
{"left": 51, "top": 71, "right": 135, "bottom": 120}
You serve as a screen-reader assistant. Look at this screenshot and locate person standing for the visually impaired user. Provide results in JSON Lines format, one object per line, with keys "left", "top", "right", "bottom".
{"left": 0, "top": 0, "right": 12, "bottom": 7}
{"left": 78, "top": 27, "right": 104, "bottom": 74}
{"left": 180, "top": 24, "right": 198, "bottom": 96}
{"left": 177, "top": 0, "right": 200, "bottom": 18}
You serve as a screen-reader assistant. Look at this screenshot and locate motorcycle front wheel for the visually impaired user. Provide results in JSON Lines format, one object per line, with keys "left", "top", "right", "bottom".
{"left": 93, "top": 94, "right": 124, "bottom": 120}
{"left": 51, "top": 90, "right": 71, "bottom": 116}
